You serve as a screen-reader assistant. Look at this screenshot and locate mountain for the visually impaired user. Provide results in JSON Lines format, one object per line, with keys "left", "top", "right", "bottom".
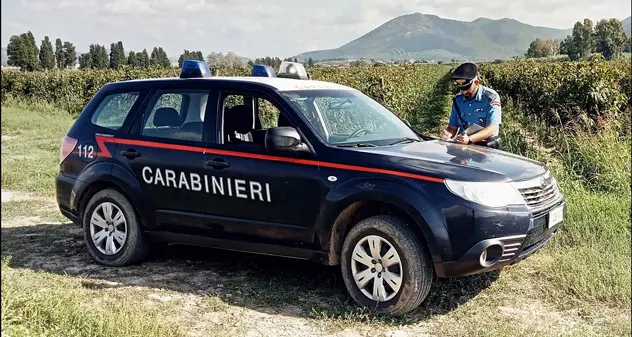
{"left": 623, "top": 16, "right": 631, "bottom": 35}
{"left": 295, "top": 13, "right": 573, "bottom": 61}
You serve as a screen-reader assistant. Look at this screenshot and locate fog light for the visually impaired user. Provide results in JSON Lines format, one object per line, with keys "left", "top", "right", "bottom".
{"left": 479, "top": 244, "right": 504, "bottom": 267}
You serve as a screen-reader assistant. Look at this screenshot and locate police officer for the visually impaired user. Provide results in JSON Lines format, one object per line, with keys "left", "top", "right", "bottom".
{"left": 439, "top": 62, "right": 502, "bottom": 149}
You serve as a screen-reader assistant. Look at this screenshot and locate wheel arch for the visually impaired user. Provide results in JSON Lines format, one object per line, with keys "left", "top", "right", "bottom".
{"left": 324, "top": 197, "right": 440, "bottom": 268}
{"left": 73, "top": 163, "right": 155, "bottom": 230}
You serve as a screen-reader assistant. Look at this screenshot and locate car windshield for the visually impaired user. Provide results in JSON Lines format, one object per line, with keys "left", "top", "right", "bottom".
{"left": 280, "top": 89, "right": 420, "bottom": 147}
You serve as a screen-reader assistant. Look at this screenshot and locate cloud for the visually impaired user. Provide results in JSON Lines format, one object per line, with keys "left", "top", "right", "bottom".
{"left": 103, "top": 0, "right": 157, "bottom": 16}
{"left": 2, "top": 0, "right": 630, "bottom": 58}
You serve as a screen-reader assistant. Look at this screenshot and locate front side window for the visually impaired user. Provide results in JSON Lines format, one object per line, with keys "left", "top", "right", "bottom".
{"left": 220, "top": 92, "right": 284, "bottom": 147}
{"left": 90, "top": 92, "right": 140, "bottom": 130}
{"left": 141, "top": 90, "right": 209, "bottom": 142}
{"left": 281, "top": 89, "right": 418, "bottom": 147}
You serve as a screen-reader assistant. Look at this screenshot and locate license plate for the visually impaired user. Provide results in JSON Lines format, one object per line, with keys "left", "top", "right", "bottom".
{"left": 548, "top": 205, "right": 564, "bottom": 228}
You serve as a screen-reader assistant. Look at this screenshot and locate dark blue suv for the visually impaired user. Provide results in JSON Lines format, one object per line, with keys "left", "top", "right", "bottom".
{"left": 56, "top": 61, "right": 565, "bottom": 315}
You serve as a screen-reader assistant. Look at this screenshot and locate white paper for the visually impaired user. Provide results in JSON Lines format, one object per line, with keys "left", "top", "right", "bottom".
{"left": 464, "top": 124, "right": 483, "bottom": 135}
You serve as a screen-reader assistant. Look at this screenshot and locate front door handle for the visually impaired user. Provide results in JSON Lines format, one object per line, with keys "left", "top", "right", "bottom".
{"left": 205, "top": 159, "right": 230, "bottom": 169}
{"left": 121, "top": 149, "right": 141, "bottom": 159}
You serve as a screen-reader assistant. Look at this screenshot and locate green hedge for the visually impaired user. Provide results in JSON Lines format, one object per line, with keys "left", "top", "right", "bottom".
{"left": 479, "top": 60, "right": 631, "bottom": 130}
{"left": 2, "top": 60, "right": 629, "bottom": 133}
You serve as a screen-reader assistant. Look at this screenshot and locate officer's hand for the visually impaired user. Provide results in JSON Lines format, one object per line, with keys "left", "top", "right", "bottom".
{"left": 455, "top": 134, "right": 470, "bottom": 144}
{"left": 439, "top": 130, "right": 453, "bottom": 139}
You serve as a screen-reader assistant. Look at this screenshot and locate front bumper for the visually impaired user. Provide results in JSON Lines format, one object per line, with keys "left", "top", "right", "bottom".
{"left": 437, "top": 198, "right": 565, "bottom": 277}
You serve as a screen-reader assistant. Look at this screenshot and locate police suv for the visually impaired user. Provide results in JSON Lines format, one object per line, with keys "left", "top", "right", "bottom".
{"left": 56, "top": 60, "right": 565, "bottom": 315}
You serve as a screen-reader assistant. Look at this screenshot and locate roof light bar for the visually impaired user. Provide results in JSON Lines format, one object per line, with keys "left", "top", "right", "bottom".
{"left": 251, "top": 64, "right": 277, "bottom": 77}
{"left": 180, "top": 60, "right": 212, "bottom": 78}
{"left": 277, "top": 61, "right": 308, "bottom": 80}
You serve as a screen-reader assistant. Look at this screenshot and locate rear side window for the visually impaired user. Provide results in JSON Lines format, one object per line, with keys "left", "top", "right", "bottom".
{"left": 91, "top": 92, "right": 140, "bottom": 130}
{"left": 141, "top": 90, "right": 210, "bottom": 142}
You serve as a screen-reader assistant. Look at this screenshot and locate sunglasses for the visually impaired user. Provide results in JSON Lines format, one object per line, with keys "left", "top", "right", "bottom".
{"left": 454, "top": 78, "right": 474, "bottom": 91}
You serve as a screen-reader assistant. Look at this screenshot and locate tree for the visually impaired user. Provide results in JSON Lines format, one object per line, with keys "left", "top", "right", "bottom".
{"left": 594, "top": 18, "right": 628, "bottom": 60}
{"left": 6, "top": 35, "right": 28, "bottom": 69}
{"left": 150, "top": 47, "right": 171, "bottom": 68}
{"left": 567, "top": 19, "right": 596, "bottom": 60}
{"left": 62, "top": 41, "right": 76, "bottom": 68}
{"left": 542, "top": 39, "right": 560, "bottom": 57}
{"left": 225, "top": 51, "right": 245, "bottom": 67}
{"left": 251, "top": 56, "right": 282, "bottom": 68}
{"left": 178, "top": 49, "right": 205, "bottom": 67}
{"left": 139, "top": 49, "right": 150, "bottom": 68}
{"left": 150, "top": 48, "right": 159, "bottom": 67}
{"left": 625, "top": 36, "right": 632, "bottom": 53}
{"left": 6, "top": 32, "right": 39, "bottom": 71}
{"left": 86, "top": 44, "right": 108, "bottom": 69}
{"left": 38, "top": 36, "right": 55, "bottom": 70}
{"left": 79, "top": 53, "right": 92, "bottom": 69}
{"left": 525, "top": 39, "right": 545, "bottom": 58}
{"left": 117, "top": 42, "right": 125, "bottom": 65}
{"left": 207, "top": 52, "right": 224, "bottom": 67}
{"left": 127, "top": 51, "right": 138, "bottom": 67}
{"left": 526, "top": 38, "right": 560, "bottom": 58}
{"left": 109, "top": 41, "right": 126, "bottom": 68}
{"left": 55, "top": 38, "right": 64, "bottom": 68}
{"left": 206, "top": 52, "right": 246, "bottom": 68}
{"left": 308, "top": 57, "right": 314, "bottom": 67}
{"left": 559, "top": 35, "right": 571, "bottom": 55}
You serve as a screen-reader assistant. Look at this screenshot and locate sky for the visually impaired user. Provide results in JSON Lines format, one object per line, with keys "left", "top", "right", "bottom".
{"left": 2, "top": 0, "right": 630, "bottom": 59}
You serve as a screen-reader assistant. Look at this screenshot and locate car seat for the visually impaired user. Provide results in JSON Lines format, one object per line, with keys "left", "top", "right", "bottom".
{"left": 225, "top": 105, "right": 254, "bottom": 144}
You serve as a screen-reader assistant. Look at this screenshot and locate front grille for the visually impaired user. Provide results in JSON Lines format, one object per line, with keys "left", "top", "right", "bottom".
{"left": 498, "top": 234, "right": 526, "bottom": 263}
{"left": 513, "top": 171, "right": 560, "bottom": 209}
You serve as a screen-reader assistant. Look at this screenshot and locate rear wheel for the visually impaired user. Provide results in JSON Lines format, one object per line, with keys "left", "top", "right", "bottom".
{"left": 340, "top": 215, "right": 433, "bottom": 315}
{"left": 82, "top": 188, "right": 150, "bottom": 266}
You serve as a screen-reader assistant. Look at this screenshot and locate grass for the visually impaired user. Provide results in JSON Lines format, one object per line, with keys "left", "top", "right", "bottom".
{"left": 1, "top": 258, "right": 185, "bottom": 337}
{"left": 1, "top": 104, "right": 631, "bottom": 336}
{"left": 1, "top": 103, "right": 75, "bottom": 197}
{"left": 499, "top": 107, "right": 631, "bottom": 308}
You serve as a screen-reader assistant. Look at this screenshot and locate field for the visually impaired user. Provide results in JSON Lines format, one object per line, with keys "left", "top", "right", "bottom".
{"left": 1, "top": 60, "right": 631, "bottom": 336}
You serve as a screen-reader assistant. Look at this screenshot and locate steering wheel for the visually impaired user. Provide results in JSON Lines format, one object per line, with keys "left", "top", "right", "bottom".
{"left": 349, "top": 128, "right": 369, "bottom": 138}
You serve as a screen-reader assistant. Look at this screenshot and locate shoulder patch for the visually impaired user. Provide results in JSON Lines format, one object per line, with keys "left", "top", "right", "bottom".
{"left": 484, "top": 89, "right": 498, "bottom": 101}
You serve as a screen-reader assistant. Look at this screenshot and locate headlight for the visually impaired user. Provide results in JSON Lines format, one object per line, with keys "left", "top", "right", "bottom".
{"left": 444, "top": 179, "right": 525, "bottom": 207}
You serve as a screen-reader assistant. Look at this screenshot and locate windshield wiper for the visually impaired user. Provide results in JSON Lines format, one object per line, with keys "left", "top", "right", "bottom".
{"left": 337, "top": 143, "right": 378, "bottom": 148}
{"left": 388, "top": 137, "right": 422, "bottom": 145}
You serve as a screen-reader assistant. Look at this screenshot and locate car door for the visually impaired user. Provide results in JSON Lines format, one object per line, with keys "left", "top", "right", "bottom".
{"left": 116, "top": 85, "right": 212, "bottom": 232}
{"left": 201, "top": 86, "right": 321, "bottom": 248}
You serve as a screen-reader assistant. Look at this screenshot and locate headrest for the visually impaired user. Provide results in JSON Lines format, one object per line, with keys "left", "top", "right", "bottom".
{"left": 225, "top": 105, "right": 254, "bottom": 134}
{"left": 154, "top": 107, "right": 181, "bottom": 127}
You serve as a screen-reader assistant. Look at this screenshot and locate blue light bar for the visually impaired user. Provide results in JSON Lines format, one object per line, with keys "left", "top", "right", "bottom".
{"left": 251, "top": 64, "right": 277, "bottom": 77}
{"left": 180, "top": 60, "right": 212, "bottom": 78}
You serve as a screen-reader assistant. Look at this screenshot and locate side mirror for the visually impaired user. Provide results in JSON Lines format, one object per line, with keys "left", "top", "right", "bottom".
{"left": 401, "top": 118, "right": 411, "bottom": 127}
{"left": 265, "top": 127, "right": 309, "bottom": 153}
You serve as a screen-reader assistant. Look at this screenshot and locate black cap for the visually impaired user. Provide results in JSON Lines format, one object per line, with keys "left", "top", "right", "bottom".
{"left": 451, "top": 62, "right": 478, "bottom": 80}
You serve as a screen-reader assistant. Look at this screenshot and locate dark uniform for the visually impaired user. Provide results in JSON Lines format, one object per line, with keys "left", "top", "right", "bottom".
{"left": 449, "top": 63, "right": 502, "bottom": 149}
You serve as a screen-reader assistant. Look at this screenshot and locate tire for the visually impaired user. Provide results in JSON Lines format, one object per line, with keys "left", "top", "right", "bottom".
{"left": 82, "top": 188, "right": 150, "bottom": 267}
{"left": 340, "top": 215, "right": 434, "bottom": 315}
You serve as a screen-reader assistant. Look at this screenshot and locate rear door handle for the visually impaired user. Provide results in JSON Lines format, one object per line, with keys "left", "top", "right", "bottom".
{"left": 121, "top": 149, "right": 141, "bottom": 159}
{"left": 205, "top": 159, "right": 230, "bottom": 169}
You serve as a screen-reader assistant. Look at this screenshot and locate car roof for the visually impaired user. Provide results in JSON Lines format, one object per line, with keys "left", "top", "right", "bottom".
{"left": 114, "top": 76, "right": 358, "bottom": 92}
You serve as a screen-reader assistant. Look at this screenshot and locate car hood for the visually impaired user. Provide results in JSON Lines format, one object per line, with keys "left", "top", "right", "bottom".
{"left": 353, "top": 139, "right": 547, "bottom": 182}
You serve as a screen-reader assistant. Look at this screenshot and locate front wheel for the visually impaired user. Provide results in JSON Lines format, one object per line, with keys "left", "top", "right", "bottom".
{"left": 340, "top": 215, "right": 434, "bottom": 315}
{"left": 82, "top": 188, "right": 151, "bottom": 267}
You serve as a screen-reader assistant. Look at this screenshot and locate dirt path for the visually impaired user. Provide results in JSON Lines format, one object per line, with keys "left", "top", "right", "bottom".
{"left": 1, "top": 189, "right": 627, "bottom": 336}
